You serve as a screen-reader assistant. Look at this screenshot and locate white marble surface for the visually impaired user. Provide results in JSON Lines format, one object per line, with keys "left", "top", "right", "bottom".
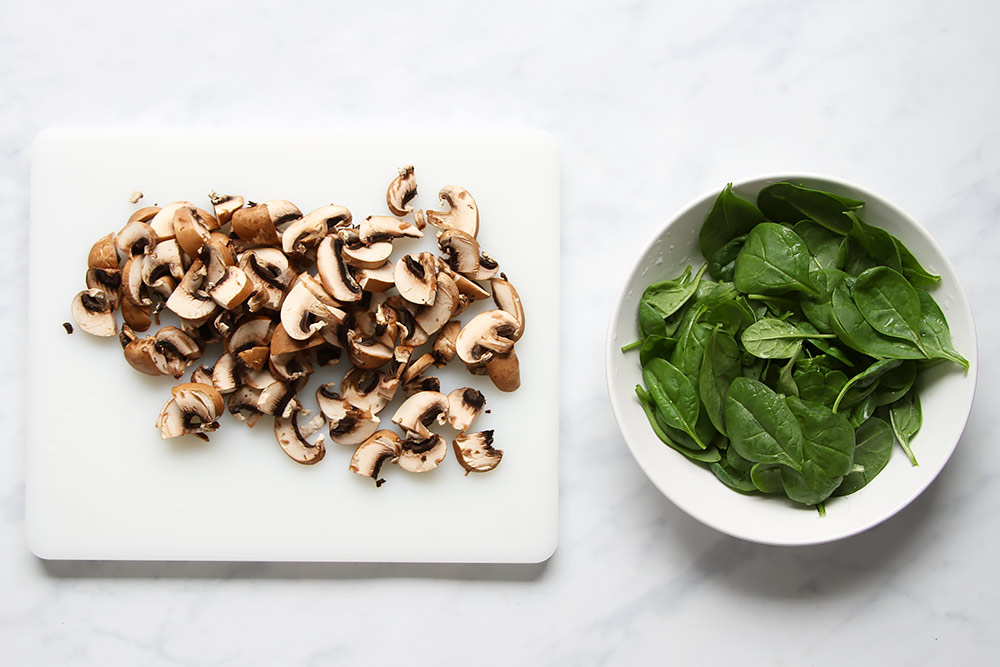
{"left": 1, "top": 0, "right": 998, "bottom": 664}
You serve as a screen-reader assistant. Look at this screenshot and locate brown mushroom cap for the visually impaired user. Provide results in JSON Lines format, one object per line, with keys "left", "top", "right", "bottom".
{"left": 397, "top": 434, "right": 448, "bottom": 473}
{"left": 116, "top": 220, "right": 157, "bottom": 258}
{"left": 453, "top": 430, "right": 503, "bottom": 473}
{"left": 431, "top": 320, "right": 461, "bottom": 366}
{"left": 282, "top": 204, "right": 351, "bottom": 257}
{"left": 279, "top": 273, "right": 346, "bottom": 340}
{"left": 486, "top": 350, "right": 521, "bottom": 392}
{"left": 437, "top": 229, "right": 480, "bottom": 274}
{"left": 274, "top": 404, "right": 326, "bottom": 465}
{"left": 394, "top": 252, "right": 438, "bottom": 306}
{"left": 209, "top": 193, "right": 244, "bottom": 225}
{"left": 88, "top": 232, "right": 119, "bottom": 270}
{"left": 127, "top": 206, "right": 160, "bottom": 224}
{"left": 156, "top": 382, "right": 223, "bottom": 440}
{"left": 424, "top": 186, "right": 479, "bottom": 237}
{"left": 231, "top": 202, "right": 283, "bottom": 246}
{"left": 490, "top": 275, "right": 525, "bottom": 340}
{"left": 386, "top": 165, "right": 418, "bottom": 217}
{"left": 71, "top": 289, "right": 117, "bottom": 337}
{"left": 346, "top": 330, "right": 394, "bottom": 370}
{"left": 340, "top": 368, "right": 399, "bottom": 415}
{"left": 455, "top": 309, "right": 520, "bottom": 365}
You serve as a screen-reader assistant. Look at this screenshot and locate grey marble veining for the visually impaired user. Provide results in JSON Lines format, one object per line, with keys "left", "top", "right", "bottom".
{"left": 2, "top": 0, "right": 999, "bottom": 664}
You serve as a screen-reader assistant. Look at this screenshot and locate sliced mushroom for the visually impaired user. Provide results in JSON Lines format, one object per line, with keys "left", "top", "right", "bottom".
{"left": 316, "top": 235, "right": 363, "bottom": 303}
{"left": 315, "top": 386, "right": 381, "bottom": 446}
{"left": 225, "top": 316, "right": 273, "bottom": 355}
{"left": 274, "top": 404, "right": 326, "bottom": 465}
{"left": 350, "top": 430, "right": 402, "bottom": 486}
{"left": 279, "top": 273, "right": 346, "bottom": 340}
{"left": 386, "top": 165, "right": 417, "bottom": 217}
{"left": 340, "top": 368, "right": 399, "bottom": 415}
{"left": 391, "top": 390, "right": 449, "bottom": 440}
{"left": 190, "top": 364, "right": 214, "bottom": 386}
{"left": 490, "top": 275, "right": 525, "bottom": 340}
{"left": 231, "top": 201, "right": 289, "bottom": 246}
{"left": 359, "top": 215, "right": 423, "bottom": 244}
{"left": 431, "top": 321, "right": 460, "bottom": 366}
{"left": 148, "top": 202, "right": 195, "bottom": 240}
{"left": 85, "top": 267, "right": 122, "bottom": 310}
{"left": 151, "top": 326, "right": 203, "bottom": 378}
{"left": 437, "top": 229, "right": 480, "bottom": 274}
{"left": 356, "top": 261, "right": 396, "bottom": 292}
{"left": 400, "top": 353, "right": 436, "bottom": 386}
{"left": 403, "top": 375, "right": 441, "bottom": 396}
{"left": 239, "top": 345, "right": 269, "bottom": 371}
{"left": 397, "top": 434, "right": 447, "bottom": 473}
{"left": 115, "top": 220, "right": 157, "bottom": 258}
{"left": 261, "top": 200, "right": 303, "bottom": 229}
{"left": 121, "top": 298, "right": 151, "bottom": 331}
{"left": 212, "top": 352, "right": 239, "bottom": 393}
{"left": 447, "top": 387, "right": 485, "bottom": 433}
{"left": 424, "top": 186, "right": 479, "bottom": 237}
{"left": 395, "top": 252, "right": 437, "bottom": 306}
{"left": 346, "top": 330, "right": 394, "bottom": 370}
{"left": 453, "top": 430, "right": 503, "bottom": 473}
{"left": 486, "top": 350, "right": 520, "bottom": 392}
{"left": 269, "top": 350, "right": 314, "bottom": 382}
{"left": 341, "top": 238, "right": 393, "bottom": 270}
{"left": 165, "top": 261, "right": 218, "bottom": 322}
{"left": 123, "top": 336, "right": 166, "bottom": 375}
{"left": 414, "top": 271, "right": 459, "bottom": 335}
{"left": 455, "top": 309, "right": 519, "bottom": 365}
{"left": 228, "top": 385, "right": 263, "bottom": 427}
{"left": 282, "top": 204, "right": 351, "bottom": 257}
{"left": 71, "top": 289, "right": 116, "bottom": 336}
{"left": 173, "top": 206, "right": 213, "bottom": 259}
{"left": 239, "top": 248, "right": 293, "bottom": 312}
{"left": 121, "top": 256, "right": 151, "bottom": 307}
{"left": 141, "top": 240, "right": 186, "bottom": 299}
{"left": 208, "top": 266, "right": 253, "bottom": 309}
{"left": 473, "top": 252, "right": 500, "bottom": 281}
{"left": 156, "top": 382, "right": 224, "bottom": 440}
{"left": 88, "top": 233, "right": 119, "bottom": 271}
{"left": 209, "top": 192, "right": 244, "bottom": 225}
{"left": 258, "top": 381, "right": 302, "bottom": 419}
{"left": 270, "top": 322, "right": 324, "bottom": 357}
{"left": 240, "top": 364, "right": 279, "bottom": 391}
{"left": 127, "top": 206, "right": 160, "bottom": 224}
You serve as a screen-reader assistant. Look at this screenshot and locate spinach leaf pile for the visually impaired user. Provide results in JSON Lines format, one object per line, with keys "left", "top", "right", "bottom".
{"left": 628, "top": 182, "right": 969, "bottom": 512}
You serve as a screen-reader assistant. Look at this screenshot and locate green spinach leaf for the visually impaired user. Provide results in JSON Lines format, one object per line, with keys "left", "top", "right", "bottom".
{"left": 725, "top": 377, "right": 803, "bottom": 470}
{"left": 734, "top": 223, "right": 820, "bottom": 298}
{"left": 699, "top": 184, "right": 765, "bottom": 261}
{"left": 643, "top": 358, "right": 706, "bottom": 449}
{"left": 699, "top": 327, "right": 742, "bottom": 436}
{"left": 758, "top": 182, "right": 863, "bottom": 235}
{"left": 889, "top": 388, "right": 921, "bottom": 466}
{"left": 833, "top": 417, "right": 893, "bottom": 496}
{"left": 741, "top": 318, "right": 835, "bottom": 359}
{"left": 852, "top": 266, "right": 929, "bottom": 355}
{"left": 916, "top": 290, "right": 970, "bottom": 372}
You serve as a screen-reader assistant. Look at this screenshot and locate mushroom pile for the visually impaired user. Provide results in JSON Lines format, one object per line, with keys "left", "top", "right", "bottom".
{"left": 69, "top": 166, "right": 521, "bottom": 485}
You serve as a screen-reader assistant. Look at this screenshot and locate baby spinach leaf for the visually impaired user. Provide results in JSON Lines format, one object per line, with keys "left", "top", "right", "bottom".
{"left": 852, "top": 267, "right": 929, "bottom": 355}
{"left": 643, "top": 358, "right": 706, "bottom": 449}
{"left": 699, "top": 327, "right": 742, "bottom": 436}
{"left": 699, "top": 184, "right": 765, "bottom": 261}
{"left": 635, "top": 386, "right": 721, "bottom": 462}
{"left": 750, "top": 463, "right": 784, "bottom": 494}
{"left": 781, "top": 397, "right": 856, "bottom": 505}
{"left": 915, "top": 290, "right": 970, "bottom": 372}
{"left": 639, "top": 335, "right": 678, "bottom": 367}
{"left": 757, "top": 182, "right": 863, "bottom": 235}
{"left": 829, "top": 283, "right": 925, "bottom": 360}
{"left": 795, "top": 369, "right": 848, "bottom": 407}
{"left": 801, "top": 269, "right": 852, "bottom": 334}
{"left": 833, "top": 417, "right": 893, "bottom": 496}
{"left": 776, "top": 346, "right": 801, "bottom": 398}
{"left": 838, "top": 235, "right": 879, "bottom": 277}
{"left": 638, "top": 299, "right": 667, "bottom": 339}
{"left": 850, "top": 392, "right": 879, "bottom": 428}
{"left": 725, "top": 377, "right": 803, "bottom": 470}
{"left": 704, "top": 297, "right": 754, "bottom": 334}
{"left": 832, "top": 359, "right": 903, "bottom": 413}
{"left": 889, "top": 387, "right": 921, "bottom": 466}
{"left": 874, "top": 360, "right": 916, "bottom": 405}
{"left": 797, "top": 320, "right": 855, "bottom": 367}
{"left": 896, "top": 239, "right": 941, "bottom": 288}
{"left": 793, "top": 220, "right": 843, "bottom": 272}
{"left": 846, "top": 213, "right": 902, "bottom": 273}
{"left": 671, "top": 307, "right": 712, "bottom": 383}
{"left": 642, "top": 264, "right": 707, "bottom": 319}
{"left": 708, "top": 234, "right": 746, "bottom": 282}
{"left": 710, "top": 460, "right": 757, "bottom": 493}
{"left": 741, "top": 318, "right": 835, "bottom": 359}
{"left": 734, "top": 223, "right": 820, "bottom": 298}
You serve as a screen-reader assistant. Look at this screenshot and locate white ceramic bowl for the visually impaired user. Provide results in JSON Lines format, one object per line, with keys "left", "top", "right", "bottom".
{"left": 606, "top": 174, "right": 978, "bottom": 546}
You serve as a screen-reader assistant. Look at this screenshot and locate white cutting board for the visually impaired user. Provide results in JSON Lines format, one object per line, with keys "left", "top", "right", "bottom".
{"left": 27, "top": 127, "right": 559, "bottom": 562}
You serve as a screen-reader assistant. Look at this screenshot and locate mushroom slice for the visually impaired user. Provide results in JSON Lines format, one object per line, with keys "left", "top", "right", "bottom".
{"left": 350, "top": 430, "right": 402, "bottom": 486}
{"left": 414, "top": 271, "right": 459, "bottom": 335}
{"left": 274, "top": 404, "right": 326, "bottom": 465}
{"left": 153, "top": 326, "right": 203, "bottom": 378}
{"left": 209, "top": 192, "right": 244, "bottom": 225}
{"left": 341, "top": 239, "right": 393, "bottom": 269}
{"left": 315, "top": 387, "right": 381, "bottom": 446}
{"left": 228, "top": 385, "right": 263, "bottom": 427}
{"left": 261, "top": 199, "right": 304, "bottom": 229}
{"left": 231, "top": 202, "right": 283, "bottom": 246}
{"left": 239, "top": 248, "right": 293, "bottom": 312}
{"left": 397, "top": 434, "right": 447, "bottom": 473}
{"left": 386, "top": 165, "right": 417, "bottom": 217}
{"left": 279, "top": 273, "right": 346, "bottom": 340}
{"left": 486, "top": 350, "right": 521, "bottom": 392}
{"left": 142, "top": 240, "right": 186, "bottom": 297}
{"left": 403, "top": 375, "right": 441, "bottom": 396}
{"left": 71, "top": 289, "right": 117, "bottom": 336}
{"left": 391, "top": 390, "right": 449, "bottom": 440}
{"left": 86, "top": 267, "right": 122, "bottom": 309}
{"left": 438, "top": 261, "right": 492, "bottom": 301}
{"left": 212, "top": 352, "right": 239, "bottom": 394}
{"left": 453, "top": 430, "right": 503, "bottom": 474}
{"left": 88, "top": 232, "right": 119, "bottom": 271}
{"left": 156, "top": 382, "right": 224, "bottom": 440}
{"left": 190, "top": 364, "right": 214, "bottom": 386}
{"left": 240, "top": 364, "right": 279, "bottom": 390}
{"left": 269, "top": 350, "right": 314, "bottom": 382}
{"left": 356, "top": 261, "right": 396, "bottom": 292}
{"left": 116, "top": 220, "right": 157, "bottom": 258}
{"left": 127, "top": 206, "right": 160, "bottom": 224}
{"left": 424, "top": 186, "right": 479, "bottom": 237}
{"left": 455, "top": 310, "right": 520, "bottom": 365}
{"left": 270, "top": 322, "right": 324, "bottom": 357}
{"left": 282, "top": 204, "right": 351, "bottom": 257}
{"left": 395, "top": 252, "right": 438, "bottom": 306}
{"left": 120, "top": 300, "right": 151, "bottom": 334}
{"left": 225, "top": 316, "right": 274, "bottom": 356}
{"left": 165, "top": 261, "right": 218, "bottom": 321}
{"left": 473, "top": 252, "right": 500, "bottom": 281}
{"left": 173, "top": 206, "right": 213, "bottom": 260}
{"left": 340, "top": 368, "right": 398, "bottom": 415}
{"left": 401, "top": 353, "right": 436, "bottom": 386}
{"left": 122, "top": 256, "right": 151, "bottom": 307}
{"left": 431, "top": 321, "right": 460, "bottom": 366}
{"left": 346, "top": 330, "right": 394, "bottom": 370}
{"left": 208, "top": 265, "right": 253, "bottom": 309}
{"left": 316, "top": 235, "right": 363, "bottom": 303}
{"left": 258, "top": 381, "right": 302, "bottom": 419}
{"left": 124, "top": 336, "right": 167, "bottom": 375}
{"left": 359, "top": 215, "right": 423, "bottom": 244}
{"left": 437, "top": 229, "right": 480, "bottom": 275}
{"left": 447, "top": 387, "right": 486, "bottom": 433}
{"left": 148, "top": 201, "right": 195, "bottom": 240}
{"left": 490, "top": 275, "right": 525, "bottom": 340}
{"left": 385, "top": 297, "right": 430, "bottom": 348}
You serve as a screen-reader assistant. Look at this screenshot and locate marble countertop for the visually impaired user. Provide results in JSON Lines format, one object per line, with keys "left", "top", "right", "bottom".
{"left": 2, "top": 0, "right": 998, "bottom": 664}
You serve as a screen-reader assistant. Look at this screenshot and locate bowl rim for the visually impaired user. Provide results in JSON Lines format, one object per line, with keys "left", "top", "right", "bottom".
{"left": 605, "top": 172, "right": 979, "bottom": 546}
